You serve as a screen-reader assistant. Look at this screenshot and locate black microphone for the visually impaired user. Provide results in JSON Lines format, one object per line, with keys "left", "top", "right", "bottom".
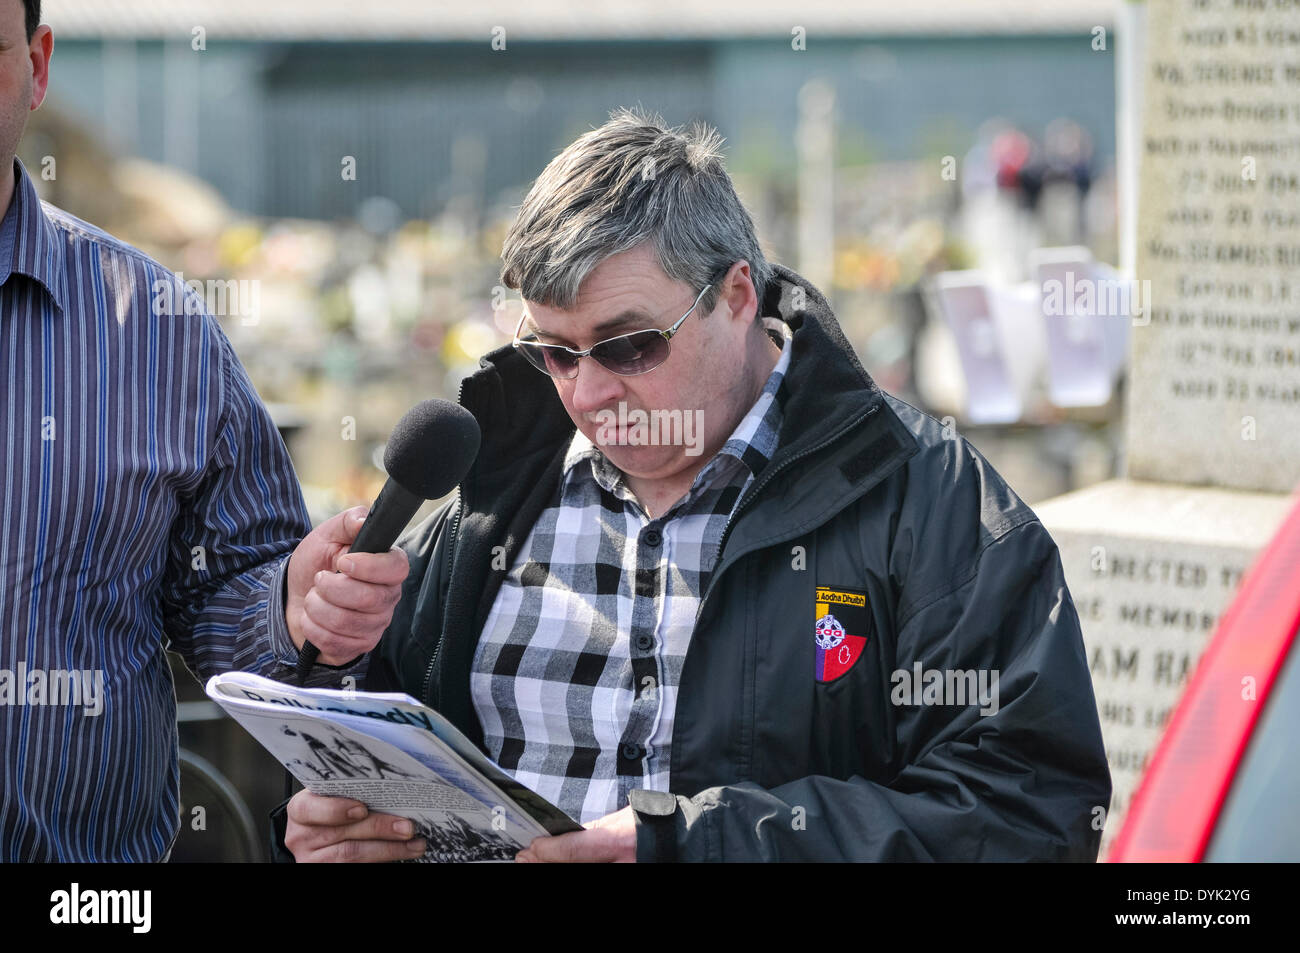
{"left": 293, "top": 399, "right": 481, "bottom": 683}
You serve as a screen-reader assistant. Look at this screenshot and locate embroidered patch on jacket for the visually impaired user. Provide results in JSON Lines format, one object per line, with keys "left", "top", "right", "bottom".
{"left": 815, "top": 586, "right": 870, "bottom": 683}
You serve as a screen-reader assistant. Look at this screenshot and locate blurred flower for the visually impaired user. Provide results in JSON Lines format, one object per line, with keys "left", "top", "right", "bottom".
{"left": 442, "top": 319, "right": 501, "bottom": 365}
{"left": 218, "top": 223, "right": 264, "bottom": 270}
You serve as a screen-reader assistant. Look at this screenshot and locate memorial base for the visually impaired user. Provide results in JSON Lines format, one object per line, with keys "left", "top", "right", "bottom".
{"left": 1034, "top": 478, "right": 1292, "bottom": 859}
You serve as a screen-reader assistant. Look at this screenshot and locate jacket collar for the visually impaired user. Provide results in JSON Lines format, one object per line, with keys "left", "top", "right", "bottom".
{"left": 0, "top": 157, "right": 69, "bottom": 313}
{"left": 457, "top": 263, "right": 888, "bottom": 509}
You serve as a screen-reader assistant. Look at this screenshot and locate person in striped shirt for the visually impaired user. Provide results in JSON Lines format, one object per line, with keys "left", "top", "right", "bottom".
{"left": 0, "top": 1, "right": 407, "bottom": 861}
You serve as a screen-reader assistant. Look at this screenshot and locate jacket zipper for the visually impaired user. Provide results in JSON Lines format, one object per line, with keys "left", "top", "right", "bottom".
{"left": 422, "top": 378, "right": 469, "bottom": 707}
{"left": 421, "top": 496, "right": 461, "bottom": 706}
{"left": 703, "top": 401, "right": 881, "bottom": 609}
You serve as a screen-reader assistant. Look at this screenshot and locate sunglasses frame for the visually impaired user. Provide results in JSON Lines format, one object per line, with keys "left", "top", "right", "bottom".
{"left": 512, "top": 278, "right": 717, "bottom": 379}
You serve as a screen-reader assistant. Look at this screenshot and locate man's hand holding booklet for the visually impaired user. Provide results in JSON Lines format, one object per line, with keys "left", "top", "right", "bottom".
{"left": 205, "top": 673, "right": 581, "bottom": 863}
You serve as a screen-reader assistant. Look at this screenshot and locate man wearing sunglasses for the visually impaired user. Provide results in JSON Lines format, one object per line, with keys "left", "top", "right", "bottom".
{"left": 280, "top": 108, "right": 1109, "bottom": 863}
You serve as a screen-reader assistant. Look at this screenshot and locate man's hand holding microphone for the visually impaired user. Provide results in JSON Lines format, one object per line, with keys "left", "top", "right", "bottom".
{"left": 279, "top": 399, "right": 482, "bottom": 862}
{"left": 284, "top": 506, "right": 408, "bottom": 667}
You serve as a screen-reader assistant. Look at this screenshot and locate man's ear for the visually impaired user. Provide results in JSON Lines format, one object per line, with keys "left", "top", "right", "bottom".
{"left": 718, "top": 260, "right": 757, "bottom": 329}
{"left": 29, "top": 25, "right": 53, "bottom": 112}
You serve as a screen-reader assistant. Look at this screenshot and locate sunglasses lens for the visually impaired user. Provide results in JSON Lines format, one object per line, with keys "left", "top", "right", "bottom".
{"left": 592, "top": 331, "right": 669, "bottom": 375}
{"left": 518, "top": 342, "right": 580, "bottom": 378}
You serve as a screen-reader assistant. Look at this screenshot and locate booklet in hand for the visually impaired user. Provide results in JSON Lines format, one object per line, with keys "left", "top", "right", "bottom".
{"left": 206, "top": 672, "right": 582, "bottom": 863}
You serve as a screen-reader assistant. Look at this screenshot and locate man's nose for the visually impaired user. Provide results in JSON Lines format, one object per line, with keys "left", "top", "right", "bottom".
{"left": 568, "top": 354, "right": 625, "bottom": 415}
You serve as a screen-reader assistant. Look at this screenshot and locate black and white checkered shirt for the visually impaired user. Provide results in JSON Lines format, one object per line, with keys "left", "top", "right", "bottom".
{"left": 471, "top": 317, "right": 793, "bottom": 823}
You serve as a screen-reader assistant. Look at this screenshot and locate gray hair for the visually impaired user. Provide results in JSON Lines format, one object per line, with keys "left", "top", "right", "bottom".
{"left": 500, "top": 106, "right": 771, "bottom": 320}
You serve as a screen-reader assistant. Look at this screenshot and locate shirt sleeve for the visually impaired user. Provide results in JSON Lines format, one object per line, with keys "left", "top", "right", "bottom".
{"left": 158, "top": 309, "right": 368, "bottom": 688}
{"left": 634, "top": 519, "right": 1112, "bottom": 862}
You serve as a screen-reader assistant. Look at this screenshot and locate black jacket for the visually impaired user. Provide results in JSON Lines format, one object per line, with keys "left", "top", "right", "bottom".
{"left": 326, "top": 263, "right": 1110, "bottom": 862}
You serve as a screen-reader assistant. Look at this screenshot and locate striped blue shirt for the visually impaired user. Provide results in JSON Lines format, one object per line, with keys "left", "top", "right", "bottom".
{"left": 0, "top": 157, "right": 330, "bottom": 861}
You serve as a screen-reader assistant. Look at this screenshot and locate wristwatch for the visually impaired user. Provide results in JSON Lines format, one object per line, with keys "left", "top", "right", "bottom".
{"left": 628, "top": 788, "right": 679, "bottom": 863}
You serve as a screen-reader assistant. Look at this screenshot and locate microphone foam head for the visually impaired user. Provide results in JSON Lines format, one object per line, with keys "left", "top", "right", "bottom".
{"left": 383, "top": 399, "right": 481, "bottom": 500}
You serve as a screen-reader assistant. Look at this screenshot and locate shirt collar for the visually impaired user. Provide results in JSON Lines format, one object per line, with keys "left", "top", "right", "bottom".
{"left": 0, "top": 156, "right": 68, "bottom": 312}
{"left": 563, "top": 316, "right": 794, "bottom": 496}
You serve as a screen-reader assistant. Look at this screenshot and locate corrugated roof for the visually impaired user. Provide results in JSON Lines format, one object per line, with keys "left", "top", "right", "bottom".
{"left": 45, "top": 0, "right": 1116, "bottom": 40}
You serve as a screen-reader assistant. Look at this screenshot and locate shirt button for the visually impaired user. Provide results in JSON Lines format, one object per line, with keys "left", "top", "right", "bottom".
{"left": 635, "top": 633, "right": 654, "bottom": 652}
{"left": 621, "top": 743, "right": 644, "bottom": 761}
{"left": 642, "top": 529, "right": 662, "bottom": 547}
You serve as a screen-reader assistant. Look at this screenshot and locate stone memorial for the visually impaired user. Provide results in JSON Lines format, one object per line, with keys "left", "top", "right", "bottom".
{"left": 1033, "top": 0, "right": 1300, "bottom": 859}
